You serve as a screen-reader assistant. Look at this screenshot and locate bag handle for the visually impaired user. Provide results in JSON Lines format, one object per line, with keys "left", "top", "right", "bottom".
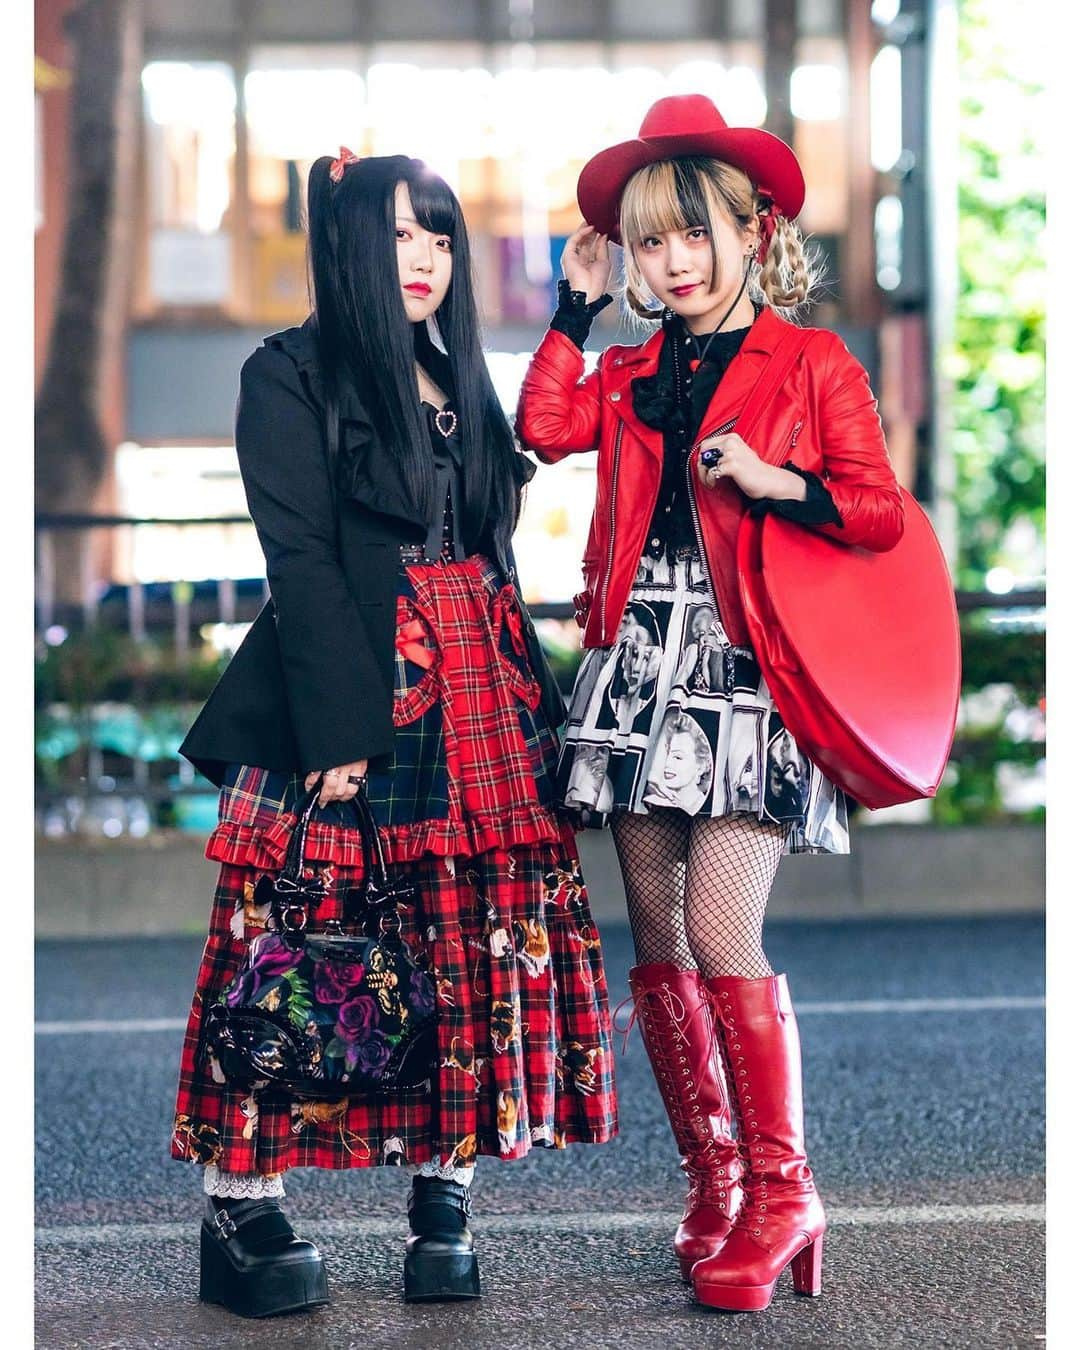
{"left": 278, "top": 776, "right": 389, "bottom": 895}
{"left": 733, "top": 325, "right": 816, "bottom": 449}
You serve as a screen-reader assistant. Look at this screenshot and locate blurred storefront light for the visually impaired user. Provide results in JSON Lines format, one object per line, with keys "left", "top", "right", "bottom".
{"left": 115, "top": 445, "right": 264, "bottom": 584}
{"left": 720, "top": 65, "right": 768, "bottom": 127}
{"left": 141, "top": 61, "right": 236, "bottom": 307}
{"left": 985, "top": 567, "right": 1016, "bottom": 595}
{"left": 141, "top": 62, "right": 235, "bottom": 234}
{"left": 871, "top": 0, "right": 903, "bottom": 24}
{"left": 874, "top": 193, "right": 903, "bottom": 291}
{"left": 142, "top": 61, "right": 236, "bottom": 131}
{"left": 870, "top": 44, "right": 903, "bottom": 173}
{"left": 790, "top": 63, "right": 845, "bottom": 121}
{"left": 244, "top": 66, "right": 366, "bottom": 162}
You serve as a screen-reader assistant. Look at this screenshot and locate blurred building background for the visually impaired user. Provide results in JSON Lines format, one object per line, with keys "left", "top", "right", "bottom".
{"left": 34, "top": 0, "right": 1044, "bottom": 921}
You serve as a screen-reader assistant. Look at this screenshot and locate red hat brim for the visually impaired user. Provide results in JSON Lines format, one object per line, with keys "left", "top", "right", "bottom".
{"left": 577, "top": 126, "right": 805, "bottom": 244}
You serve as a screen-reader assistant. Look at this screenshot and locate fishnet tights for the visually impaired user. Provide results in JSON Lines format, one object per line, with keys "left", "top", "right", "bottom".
{"left": 610, "top": 810, "right": 788, "bottom": 979}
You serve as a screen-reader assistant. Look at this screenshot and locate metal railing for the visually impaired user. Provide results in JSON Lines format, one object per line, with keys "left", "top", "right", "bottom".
{"left": 33, "top": 512, "right": 1048, "bottom": 632}
{"left": 34, "top": 513, "right": 1046, "bottom": 836}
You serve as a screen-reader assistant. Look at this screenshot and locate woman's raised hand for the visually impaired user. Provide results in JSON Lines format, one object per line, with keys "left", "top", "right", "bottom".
{"left": 561, "top": 222, "right": 612, "bottom": 303}
{"left": 305, "top": 761, "right": 369, "bottom": 807}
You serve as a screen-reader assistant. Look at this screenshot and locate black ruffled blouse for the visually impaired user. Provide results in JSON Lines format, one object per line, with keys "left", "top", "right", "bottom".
{"left": 550, "top": 281, "right": 841, "bottom": 560}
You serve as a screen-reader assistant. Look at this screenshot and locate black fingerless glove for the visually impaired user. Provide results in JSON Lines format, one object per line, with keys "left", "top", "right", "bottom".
{"left": 549, "top": 278, "right": 614, "bottom": 350}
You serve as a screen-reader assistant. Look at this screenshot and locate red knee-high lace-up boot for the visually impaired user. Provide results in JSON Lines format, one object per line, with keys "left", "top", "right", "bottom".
{"left": 691, "top": 974, "right": 826, "bottom": 1313}
{"left": 625, "top": 964, "right": 743, "bottom": 1281}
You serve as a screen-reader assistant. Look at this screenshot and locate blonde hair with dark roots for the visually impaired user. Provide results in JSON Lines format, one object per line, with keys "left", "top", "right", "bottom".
{"left": 618, "top": 157, "right": 821, "bottom": 323}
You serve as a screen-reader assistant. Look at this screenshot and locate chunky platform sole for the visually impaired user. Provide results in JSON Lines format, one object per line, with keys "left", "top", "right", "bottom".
{"left": 199, "top": 1223, "right": 330, "bottom": 1318}
{"left": 693, "top": 1234, "right": 824, "bottom": 1313}
{"left": 402, "top": 1249, "right": 482, "bottom": 1302}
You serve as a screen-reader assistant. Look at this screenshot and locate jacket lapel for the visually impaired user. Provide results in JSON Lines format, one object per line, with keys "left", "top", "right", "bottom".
{"left": 602, "top": 308, "right": 791, "bottom": 465}
{"left": 604, "top": 329, "right": 666, "bottom": 465}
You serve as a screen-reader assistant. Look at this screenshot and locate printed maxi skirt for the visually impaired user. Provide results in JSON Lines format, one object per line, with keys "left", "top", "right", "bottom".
{"left": 172, "top": 554, "right": 618, "bottom": 1183}
{"left": 555, "top": 549, "right": 850, "bottom": 855}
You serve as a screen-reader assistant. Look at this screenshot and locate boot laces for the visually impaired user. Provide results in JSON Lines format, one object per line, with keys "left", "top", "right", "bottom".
{"left": 611, "top": 984, "right": 693, "bottom": 1056}
{"left": 613, "top": 982, "right": 732, "bottom": 1111}
{"left": 686, "top": 1148, "right": 738, "bottom": 1210}
{"left": 732, "top": 1176, "right": 773, "bottom": 1239}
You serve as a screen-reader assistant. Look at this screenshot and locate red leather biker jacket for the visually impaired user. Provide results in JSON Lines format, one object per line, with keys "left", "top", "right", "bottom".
{"left": 515, "top": 305, "right": 905, "bottom": 649}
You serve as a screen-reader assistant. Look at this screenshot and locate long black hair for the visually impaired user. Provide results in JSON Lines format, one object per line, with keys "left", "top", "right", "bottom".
{"left": 306, "top": 153, "right": 522, "bottom": 563}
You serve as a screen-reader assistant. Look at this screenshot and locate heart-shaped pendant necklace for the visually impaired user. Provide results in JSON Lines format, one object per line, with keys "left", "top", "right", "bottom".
{"left": 434, "top": 408, "right": 458, "bottom": 439}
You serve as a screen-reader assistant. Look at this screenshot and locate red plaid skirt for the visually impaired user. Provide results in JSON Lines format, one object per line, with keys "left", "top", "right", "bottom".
{"left": 172, "top": 554, "right": 618, "bottom": 1180}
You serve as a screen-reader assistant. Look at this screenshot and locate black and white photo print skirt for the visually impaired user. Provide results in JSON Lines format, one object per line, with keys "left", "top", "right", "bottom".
{"left": 555, "top": 550, "right": 850, "bottom": 855}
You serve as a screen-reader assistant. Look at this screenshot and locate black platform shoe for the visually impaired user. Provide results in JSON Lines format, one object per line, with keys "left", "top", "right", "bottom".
{"left": 199, "top": 1195, "right": 330, "bottom": 1318}
{"left": 402, "top": 1175, "right": 481, "bottom": 1302}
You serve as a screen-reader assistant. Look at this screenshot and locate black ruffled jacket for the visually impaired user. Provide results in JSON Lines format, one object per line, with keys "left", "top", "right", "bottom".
{"left": 179, "top": 318, "right": 558, "bottom": 786}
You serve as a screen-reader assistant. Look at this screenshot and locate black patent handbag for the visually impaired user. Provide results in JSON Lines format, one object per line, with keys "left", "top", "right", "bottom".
{"left": 202, "top": 780, "right": 437, "bottom": 1096}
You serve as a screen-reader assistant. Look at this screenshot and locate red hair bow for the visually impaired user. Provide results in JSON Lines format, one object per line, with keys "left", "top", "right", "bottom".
{"left": 329, "top": 145, "right": 361, "bottom": 184}
{"left": 755, "top": 196, "right": 780, "bottom": 265}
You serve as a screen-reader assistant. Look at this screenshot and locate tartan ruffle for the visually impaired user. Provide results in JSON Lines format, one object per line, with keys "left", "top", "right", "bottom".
{"left": 205, "top": 800, "right": 562, "bottom": 872}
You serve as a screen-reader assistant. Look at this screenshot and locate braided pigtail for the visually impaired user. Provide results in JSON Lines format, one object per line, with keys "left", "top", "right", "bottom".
{"left": 754, "top": 211, "right": 821, "bottom": 313}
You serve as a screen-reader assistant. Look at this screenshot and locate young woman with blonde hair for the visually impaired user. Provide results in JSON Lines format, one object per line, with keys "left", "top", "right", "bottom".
{"left": 517, "top": 94, "right": 904, "bottom": 1313}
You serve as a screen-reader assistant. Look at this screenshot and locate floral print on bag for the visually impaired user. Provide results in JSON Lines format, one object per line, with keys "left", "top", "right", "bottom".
{"left": 203, "top": 927, "right": 438, "bottom": 1094}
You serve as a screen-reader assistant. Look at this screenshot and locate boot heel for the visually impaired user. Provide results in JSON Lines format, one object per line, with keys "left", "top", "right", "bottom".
{"left": 403, "top": 1249, "right": 481, "bottom": 1302}
{"left": 199, "top": 1224, "right": 227, "bottom": 1305}
{"left": 791, "top": 1234, "right": 824, "bottom": 1297}
{"left": 199, "top": 1220, "right": 329, "bottom": 1318}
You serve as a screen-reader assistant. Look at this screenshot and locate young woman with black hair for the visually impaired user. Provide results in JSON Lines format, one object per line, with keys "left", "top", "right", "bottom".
{"left": 171, "top": 152, "right": 617, "bottom": 1317}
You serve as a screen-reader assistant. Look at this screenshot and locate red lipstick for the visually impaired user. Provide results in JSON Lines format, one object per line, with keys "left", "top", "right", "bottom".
{"left": 671, "top": 282, "right": 701, "bottom": 297}
{"left": 404, "top": 282, "right": 432, "bottom": 296}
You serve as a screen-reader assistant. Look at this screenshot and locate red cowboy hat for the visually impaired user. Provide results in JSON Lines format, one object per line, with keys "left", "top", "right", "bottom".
{"left": 577, "top": 94, "right": 805, "bottom": 244}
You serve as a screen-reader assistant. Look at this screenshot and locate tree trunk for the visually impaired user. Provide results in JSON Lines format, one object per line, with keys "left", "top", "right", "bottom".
{"left": 35, "top": 0, "right": 140, "bottom": 609}
{"left": 35, "top": 0, "right": 140, "bottom": 612}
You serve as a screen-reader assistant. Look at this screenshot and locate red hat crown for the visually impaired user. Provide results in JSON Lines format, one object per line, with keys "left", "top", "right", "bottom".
{"left": 638, "top": 94, "right": 731, "bottom": 140}
{"left": 576, "top": 92, "right": 805, "bottom": 243}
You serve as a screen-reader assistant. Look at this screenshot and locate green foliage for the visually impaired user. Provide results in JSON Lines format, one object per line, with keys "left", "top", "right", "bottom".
{"left": 931, "top": 725, "right": 1044, "bottom": 825}
{"left": 948, "top": 0, "right": 1046, "bottom": 590}
{"left": 960, "top": 623, "right": 1043, "bottom": 700}
{"left": 35, "top": 628, "right": 229, "bottom": 709}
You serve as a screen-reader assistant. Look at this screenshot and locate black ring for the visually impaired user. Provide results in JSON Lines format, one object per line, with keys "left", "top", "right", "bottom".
{"left": 347, "top": 774, "right": 366, "bottom": 786}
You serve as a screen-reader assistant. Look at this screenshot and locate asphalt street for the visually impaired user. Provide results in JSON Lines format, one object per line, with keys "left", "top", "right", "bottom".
{"left": 35, "top": 915, "right": 1045, "bottom": 1348}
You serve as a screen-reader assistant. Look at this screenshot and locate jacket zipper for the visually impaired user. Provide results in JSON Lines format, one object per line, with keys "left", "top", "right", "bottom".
{"left": 599, "top": 421, "right": 624, "bottom": 644}
{"left": 685, "top": 417, "right": 738, "bottom": 630}
{"left": 790, "top": 419, "right": 804, "bottom": 448}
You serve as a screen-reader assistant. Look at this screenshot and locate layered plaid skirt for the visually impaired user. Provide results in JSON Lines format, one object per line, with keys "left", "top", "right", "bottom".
{"left": 172, "top": 554, "right": 617, "bottom": 1180}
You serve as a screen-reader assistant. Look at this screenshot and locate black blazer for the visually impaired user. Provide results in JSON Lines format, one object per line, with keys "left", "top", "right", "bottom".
{"left": 179, "top": 319, "right": 566, "bottom": 787}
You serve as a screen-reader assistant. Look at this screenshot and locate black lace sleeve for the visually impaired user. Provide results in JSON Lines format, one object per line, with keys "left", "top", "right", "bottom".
{"left": 747, "top": 461, "right": 844, "bottom": 527}
{"left": 549, "top": 278, "right": 614, "bottom": 350}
